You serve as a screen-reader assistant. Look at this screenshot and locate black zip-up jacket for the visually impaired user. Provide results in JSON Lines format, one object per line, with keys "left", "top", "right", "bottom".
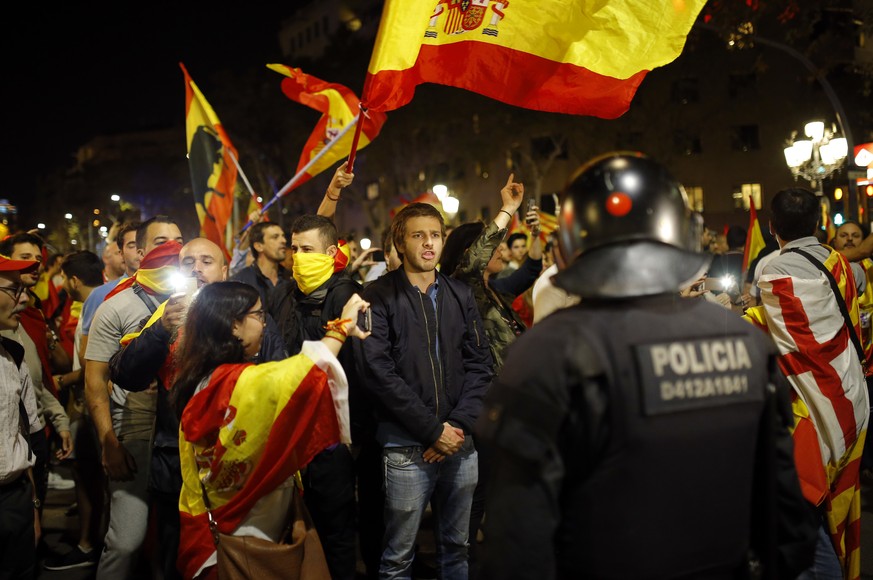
{"left": 356, "top": 268, "right": 493, "bottom": 447}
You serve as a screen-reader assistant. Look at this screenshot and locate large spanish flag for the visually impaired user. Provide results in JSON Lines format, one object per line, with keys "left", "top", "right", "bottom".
{"left": 363, "top": 0, "right": 707, "bottom": 117}
{"left": 180, "top": 63, "right": 238, "bottom": 261}
{"left": 177, "top": 341, "right": 350, "bottom": 579}
{"left": 267, "top": 64, "right": 387, "bottom": 190}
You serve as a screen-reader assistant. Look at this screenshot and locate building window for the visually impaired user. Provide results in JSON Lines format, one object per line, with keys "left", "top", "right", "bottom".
{"left": 685, "top": 186, "right": 704, "bottom": 213}
{"left": 671, "top": 78, "right": 699, "bottom": 104}
{"left": 728, "top": 72, "right": 756, "bottom": 98}
{"left": 730, "top": 125, "right": 760, "bottom": 152}
{"left": 673, "top": 131, "right": 702, "bottom": 156}
{"left": 733, "top": 183, "right": 762, "bottom": 210}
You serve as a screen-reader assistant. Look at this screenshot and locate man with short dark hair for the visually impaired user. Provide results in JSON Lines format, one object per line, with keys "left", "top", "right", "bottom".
{"left": 85, "top": 216, "right": 183, "bottom": 579}
{"left": 43, "top": 250, "right": 106, "bottom": 571}
{"left": 231, "top": 221, "right": 291, "bottom": 311}
{"left": 269, "top": 213, "right": 365, "bottom": 579}
{"left": 745, "top": 187, "right": 868, "bottom": 578}
{"left": 495, "top": 232, "right": 527, "bottom": 279}
{"left": 357, "top": 202, "right": 493, "bottom": 579}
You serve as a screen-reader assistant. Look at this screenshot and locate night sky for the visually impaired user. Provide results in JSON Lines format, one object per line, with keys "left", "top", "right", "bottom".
{"left": 3, "top": 2, "right": 298, "bottom": 223}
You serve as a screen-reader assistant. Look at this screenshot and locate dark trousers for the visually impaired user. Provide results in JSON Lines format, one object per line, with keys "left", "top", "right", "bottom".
{"left": 151, "top": 490, "right": 182, "bottom": 580}
{"left": 354, "top": 437, "right": 385, "bottom": 579}
{"left": 302, "top": 444, "right": 357, "bottom": 580}
{"left": 30, "top": 430, "right": 48, "bottom": 509}
{"left": 0, "top": 475, "right": 35, "bottom": 580}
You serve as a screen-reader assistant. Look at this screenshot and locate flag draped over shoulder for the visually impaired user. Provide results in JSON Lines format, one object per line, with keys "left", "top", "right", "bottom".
{"left": 177, "top": 341, "right": 350, "bottom": 579}
{"left": 363, "top": 0, "right": 707, "bottom": 117}
{"left": 742, "top": 203, "right": 766, "bottom": 274}
{"left": 752, "top": 249, "right": 868, "bottom": 580}
{"left": 267, "top": 64, "right": 387, "bottom": 190}
{"left": 105, "top": 240, "right": 182, "bottom": 301}
{"left": 181, "top": 63, "right": 238, "bottom": 260}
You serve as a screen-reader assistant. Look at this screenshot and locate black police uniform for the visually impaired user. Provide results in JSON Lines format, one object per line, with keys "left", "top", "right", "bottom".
{"left": 476, "top": 294, "right": 817, "bottom": 580}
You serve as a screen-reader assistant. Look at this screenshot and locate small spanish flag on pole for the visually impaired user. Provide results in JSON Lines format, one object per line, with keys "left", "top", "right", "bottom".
{"left": 742, "top": 202, "right": 766, "bottom": 274}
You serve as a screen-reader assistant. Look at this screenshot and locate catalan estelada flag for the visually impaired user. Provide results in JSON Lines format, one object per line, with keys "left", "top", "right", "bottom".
{"left": 267, "top": 64, "right": 387, "bottom": 190}
{"left": 742, "top": 202, "right": 766, "bottom": 274}
{"left": 177, "top": 341, "right": 350, "bottom": 579}
{"left": 362, "top": 0, "right": 707, "bottom": 117}
{"left": 181, "top": 63, "right": 238, "bottom": 261}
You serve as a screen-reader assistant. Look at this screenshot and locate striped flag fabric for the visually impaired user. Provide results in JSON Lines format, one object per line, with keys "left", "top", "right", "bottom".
{"left": 177, "top": 341, "right": 350, "bottom": 579}
{"left": 742, "top": 202, "right": 766, "bottom": 274}
{"left": 751, "top": 248, "right": 868, "bottom": 579}
{"left": 362, "top": 0, "right": 707, "bottom": 117}
{"left": 267, "top": 64, "right": 387, "bottom": 190}
{"left": 180, "top": 63, "right": 238, "bottom": 261}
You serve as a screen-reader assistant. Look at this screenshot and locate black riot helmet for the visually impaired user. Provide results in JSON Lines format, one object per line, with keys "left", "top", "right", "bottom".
{"left": 553, "top": 152, "right": 710, "bottom": 298}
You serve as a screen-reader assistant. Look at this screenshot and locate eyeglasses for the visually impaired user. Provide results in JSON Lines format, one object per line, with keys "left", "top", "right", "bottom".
{"left": 0, "top": 285, "right": 27, "bottom": 302}
{"left": 246, "top": 309, "right": 266, "bottom": 323}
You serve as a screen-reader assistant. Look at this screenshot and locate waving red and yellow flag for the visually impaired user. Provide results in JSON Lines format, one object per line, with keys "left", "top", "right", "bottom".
{"left": 181, "top": 63, "right": 238, "bottom": 260}
{"left": 742, "top": 202, "right": 766, "bottom": 274}
{"left": 363, "top": 0, "right": 707, "bottom": 117}
{"left": 267, "top": 64, "right": 387, "bottom": 190}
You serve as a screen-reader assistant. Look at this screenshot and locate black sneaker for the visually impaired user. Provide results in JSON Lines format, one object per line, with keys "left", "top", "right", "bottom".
{"left": 43, "top": 545, "right": 98, "bottom": 571}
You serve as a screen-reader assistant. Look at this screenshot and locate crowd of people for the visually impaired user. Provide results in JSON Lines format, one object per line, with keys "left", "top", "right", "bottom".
{"left": 2, "top": 152, "right": 873, "bottom": 580}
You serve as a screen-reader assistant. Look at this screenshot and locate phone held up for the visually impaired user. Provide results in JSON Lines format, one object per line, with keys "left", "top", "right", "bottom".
{"left": 357, "top": 307, "right": 372, "bottom": 333}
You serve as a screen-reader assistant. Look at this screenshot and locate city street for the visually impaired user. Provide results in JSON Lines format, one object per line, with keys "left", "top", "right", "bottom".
{"left": 34, "top": 465, "right": 873, "bottom": 579}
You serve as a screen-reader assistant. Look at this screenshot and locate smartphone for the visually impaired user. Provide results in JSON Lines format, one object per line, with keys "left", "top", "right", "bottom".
{"left": 702, "top": 277, "right": 723, "bottom": 292}
{"left": 371, "top": 250, "right": 385, "bottom": 262}
{"left": 357, "top": 308, "right": 372, "bottom": 332}
{"left": 175, "top": 276, "right": 198, "bottom": 298}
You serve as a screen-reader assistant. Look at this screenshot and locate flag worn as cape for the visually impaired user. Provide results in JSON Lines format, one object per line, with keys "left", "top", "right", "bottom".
{"left": 751, "top": 248, "right": 868, "bottom": 580}
{"left": 177, "top": 341, "right": 350, "bottom": 579}
{"left": 181, "top": 63, "right": 238, "bottom": 261}
{"left": 267, "top": 64, "right": 387, "bottom": 191}
{"left": 105, "top": 240, "right": 182, "bottom": 301}
{"left": 363, "top": 0, "right": 706, "bottom": 117}
{"left": 742, "top": 203, "right": 766, "bottom": 274}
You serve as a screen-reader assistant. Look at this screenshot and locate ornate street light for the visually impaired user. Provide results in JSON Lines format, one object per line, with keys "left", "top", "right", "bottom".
{"left": 783, "top": 120, "right": 848, "bottom": 196}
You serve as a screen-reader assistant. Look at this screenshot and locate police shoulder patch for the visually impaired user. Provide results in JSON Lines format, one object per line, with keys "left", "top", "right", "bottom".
{"left": 634, "top": 335, "right": 762, "bottom": 415}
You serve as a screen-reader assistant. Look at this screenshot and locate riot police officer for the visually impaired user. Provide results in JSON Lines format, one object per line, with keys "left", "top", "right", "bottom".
{"left": 475, "top": 152, "right": 817, "bottom": 580}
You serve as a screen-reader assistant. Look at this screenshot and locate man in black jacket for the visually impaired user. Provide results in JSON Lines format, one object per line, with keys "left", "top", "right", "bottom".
{"left": 230, "top": 221, "right": 291, "bottom": 315}
{"left": 357, "top": 202, "right": 493, "bottom": 579}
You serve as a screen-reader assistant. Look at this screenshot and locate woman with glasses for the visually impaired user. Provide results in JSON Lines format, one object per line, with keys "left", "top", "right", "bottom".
{"left": 171, "top": 281, "right": 370, "bottom": 579}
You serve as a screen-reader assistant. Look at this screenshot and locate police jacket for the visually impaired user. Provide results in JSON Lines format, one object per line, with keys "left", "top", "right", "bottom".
{"left": 356, "top": 268, "right": 493, "bottom": 447}
{"left": 476, "top": 294, "right": 817, "bottom": 580}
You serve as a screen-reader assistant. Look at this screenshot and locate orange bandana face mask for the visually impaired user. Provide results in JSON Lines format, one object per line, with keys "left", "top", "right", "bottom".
{"left": 292, "top": 252, "right": 335, "bottom": 295}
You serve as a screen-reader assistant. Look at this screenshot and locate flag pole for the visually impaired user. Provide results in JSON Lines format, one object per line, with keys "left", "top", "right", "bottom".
{"left": 346, "top": 103, "right": 367, "bottom": 171}
{"left": 227, "top": 149, "right": 258, "bottom": 203}
{"left": 237, "top": 114, "right": 361, "bottom": 235}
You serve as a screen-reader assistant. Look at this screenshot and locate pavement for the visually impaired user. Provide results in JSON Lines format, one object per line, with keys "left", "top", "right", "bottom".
{"left": 34, "top": 465, "right": 873, "bottom": 579}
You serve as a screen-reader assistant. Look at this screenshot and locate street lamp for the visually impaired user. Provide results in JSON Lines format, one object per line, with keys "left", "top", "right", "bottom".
{"left": 783, "top": 120, "right": 848, "bottom": 196}
{"left": 110, "top": 194, "right": 121, "bottom": 202}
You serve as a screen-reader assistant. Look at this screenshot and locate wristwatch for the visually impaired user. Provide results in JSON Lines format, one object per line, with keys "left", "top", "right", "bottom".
{"left": 32, "top": 497, "right": 41, "bottom": 509}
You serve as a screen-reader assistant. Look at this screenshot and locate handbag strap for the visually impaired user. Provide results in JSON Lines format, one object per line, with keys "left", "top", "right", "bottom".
{"left": 198, "top": 476, "right": 302, "bottom": 547}
{"left": 783, "top": 247, "right": 866, "bottom": 366}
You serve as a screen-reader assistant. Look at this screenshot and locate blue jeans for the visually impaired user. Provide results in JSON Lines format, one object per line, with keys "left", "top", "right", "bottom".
{"left": 380, "top": 438, "right": 478, "bottom": 580}
{"left": 796, "top": 524, "right": 843, "bottom": 580}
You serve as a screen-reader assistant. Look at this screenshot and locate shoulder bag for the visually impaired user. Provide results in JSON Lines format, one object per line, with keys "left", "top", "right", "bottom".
{"left": 200, "top": 478, "right": 331, "bottom": 580}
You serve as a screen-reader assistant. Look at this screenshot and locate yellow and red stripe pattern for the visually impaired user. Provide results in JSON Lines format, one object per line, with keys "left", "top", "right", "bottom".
{"left": 742, "top": 203, "right": 766, "bottom": 274}
{"left": 267, "top": 64, "right": 387, "bottom": 190}
{"left": 105, "top": 240, "right": 182, "bottom": 302}
{"left": 755, "top": 249, "right": 867, "bottom": 579}
{"left": 363, "top": 0, "right": 707, "bottom": 117}
{"left": 180, "top": 63, "right": 238, "bottom": 261}
{"left": 177, "top": 342, "right": 348, "bottom": 579}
